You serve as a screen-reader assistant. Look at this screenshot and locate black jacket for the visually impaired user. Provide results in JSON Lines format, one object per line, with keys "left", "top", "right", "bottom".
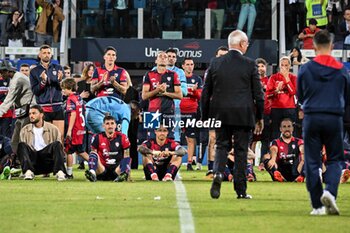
{"left": 6, "top": 19, "right": 25, "bottom": 41}
{"left": 201, "top": 50, "right": 264, "bottom": 127}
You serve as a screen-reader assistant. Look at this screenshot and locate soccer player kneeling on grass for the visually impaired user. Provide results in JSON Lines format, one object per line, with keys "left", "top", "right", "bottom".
{"left": 138, "top": 125, "right": 187, "bottom": 181}
{"left": 262, "top": 118, "right": 305, "bottom": 182}
{"left": 85, "top": 115, "right": 131, "bottom": 182}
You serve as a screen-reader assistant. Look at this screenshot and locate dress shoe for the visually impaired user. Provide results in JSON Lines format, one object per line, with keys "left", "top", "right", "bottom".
{"left": 210, "top": 173, "right": 223, "bottom": 199}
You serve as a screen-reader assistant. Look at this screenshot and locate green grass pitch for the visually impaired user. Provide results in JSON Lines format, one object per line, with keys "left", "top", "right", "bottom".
{"left": 0, "top": 167, "right": 349, "bottom": 233}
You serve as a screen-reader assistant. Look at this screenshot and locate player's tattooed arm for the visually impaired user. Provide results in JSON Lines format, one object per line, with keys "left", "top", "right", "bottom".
{"left": 138, "top": 145, "right": 153, "bottom": 156}
{"left": 171, "top": 146, "right": 187, "bottom": 157}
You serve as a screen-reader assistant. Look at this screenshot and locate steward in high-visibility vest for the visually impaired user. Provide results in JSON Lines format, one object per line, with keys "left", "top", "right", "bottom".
{"left": 305, "top": 0, "right": 328, "bottom": 27}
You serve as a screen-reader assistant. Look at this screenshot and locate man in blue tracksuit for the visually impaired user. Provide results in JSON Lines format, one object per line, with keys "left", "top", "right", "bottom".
{"left": 297, "top": 30, "right": 350, "bottom": 215}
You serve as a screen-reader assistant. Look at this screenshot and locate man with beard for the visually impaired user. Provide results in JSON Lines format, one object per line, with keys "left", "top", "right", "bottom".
{"left": 17, "top": 105, "right": 67, "bottom": 181}
{"left": 138, "top": 124, "right": 186, "bottom": 181}
{"left": 262, "top": 118, "right": 305, "bottom": 182}
{"left": 30, "top": 45, "right": 65, "bottom": 140}
{"left": 85, "top": 115, "right": 131, "bottom": 182}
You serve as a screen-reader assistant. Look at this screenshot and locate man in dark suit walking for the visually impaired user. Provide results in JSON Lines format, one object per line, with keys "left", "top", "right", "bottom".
{"left": 201, "top": 30, "right": 264, "bottom": 199}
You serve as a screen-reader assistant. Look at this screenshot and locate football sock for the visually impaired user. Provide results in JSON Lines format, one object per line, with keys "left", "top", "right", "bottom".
{"left": 199, "top": 142, "right": 207, "bottom": 163}
{"left": 223, "top": 167, "right": 232, "bottom": 180}
{"left": 120, "top": 157, "right": 131, "bottom": 174}
{"left": 88, "top": 152, "right": 98, "bottom": 171}
{"left": 246, "top": 162, "right": 253, "bottom": 175}
{"left": 208, "top": 161, "right": 214, "bottom": 171}
{"left": 145, "top": 163, "right": 156, "bottom": 174}
{"left": 67, "top": 167, "right": 73, "bottom": 176}
{"left": 166, "top": 164, "right": 178, "bottom": 178}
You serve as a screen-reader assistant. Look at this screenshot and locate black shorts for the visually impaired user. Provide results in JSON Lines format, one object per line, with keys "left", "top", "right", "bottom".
{"left": 44, "top": 110, "right": 64, "bottom": 121}
{"left": 144, "top": 163, "right": 169, "bottom": 181}
{"left": 66, "top": 144, "right": 85, "bottom": 154}
{"left": 278, "top": 163, "right": 300, "bottom": 181}
{"left": 96, "top": 165, "right": 119, "bottom": 181}
{"left": 181, "top": 112, "right": 198, "bottom": 138}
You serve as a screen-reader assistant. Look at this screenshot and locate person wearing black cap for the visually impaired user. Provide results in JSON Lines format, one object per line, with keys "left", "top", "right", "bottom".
{"left": 0, "top": 60, "right": 36, "bottom": 153}
{"left": 298, "top": 18, "right": 321, "bottom": 49}
{"left": 90, "top": 46, "right": 130, "bottom": 99}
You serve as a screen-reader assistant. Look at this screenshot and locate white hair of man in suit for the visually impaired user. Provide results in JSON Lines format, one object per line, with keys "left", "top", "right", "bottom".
{"left": 228, "top": 30, "right": 249, "bottom": 54}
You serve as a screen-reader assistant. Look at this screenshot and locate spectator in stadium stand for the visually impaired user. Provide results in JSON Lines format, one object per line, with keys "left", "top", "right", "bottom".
{"left": 297, "top": 30, "right": 349, "bottom": 215}
{"left": 298, "top": 18, "right": 321, "bottom": 49}
{"left": 255, "top": 58, "right": 271, "bottom": 171}
{"left": 90, "top": 46, "right": 128, "bottom": 99}
{"left": 19, "top": 63, "right": 30, "bottom": 77}
{"left": 17, "top": 105, "right": 67, "bottom": 181}
{"left": 30, "top": 44, "right": 65, "bottom": 141}
{"left": 266, "top": 56, "right": 297, "bottom": 140}
{"left": 201, "top": 30, "right": 264, "bottom": 200}
{"left": 236, "top": 0, "right": 256, "bottom": 39}
{"left": 6, "top": 9, "right": 25, "bottom": 47}
{"left": 85, "top": 115, "right": 131, "bottom": 182}
{"left": 77, "top": 63, "right": 96, "bottom": 103}
{"left": 35, "top": 0, "right": 65, "bottom": 46}
{"left": 305, "top": 0, "right": 328, "bottom": 29}
{"left": 207, "top": 0, "right": 226, "bottom": 39}
{"left": 338, "top": 7, "right": 350, "bottom": 46}
{"left": 61, "top": 78, "right": 89, "bottom": 179}
{"left": 165, "top": 48, "right": 187, "bottom": 143}
{"left": 180, "top": 57, "right": 202, "bottom": 171}
{"left": 138, "top": 124, "right": 187, "bottom": 181}
{"left": 23, "top": 0, "right": 36, "bottom": 31}
{"left": 113, "top": 0, "right": 130, "bottom": 37}
{"left": 262, "top": 118, "right": 305, "bottom": 182}
{"left": 199, "top": 46, "right": 228, "bottom": 176}
{"left": 289, "top": 47, "right": 309, "bottom": 66}
{"left": 142, "top": 51, "right": 183, "bottom": 138}
{"left": 0, "top": 60, "right": 36, "bottom": 153}
{"left": 0, "top": 0, "right": 20, "bottom": 46}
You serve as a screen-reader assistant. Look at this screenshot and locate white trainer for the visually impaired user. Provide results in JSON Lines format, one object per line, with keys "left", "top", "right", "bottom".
{"left": 56, "top": 170, "right": 66, "bottom": 181}
{"left": 321, "top": 190, "right": 340, "bottom": 215}
{"left": 196, "top": 163, "right": 202, "bottom": 170}
{"left": 24, "top": 170, "right": 34, "bottom": 180}
{"left": 310, "top": 207, "right": 326, "bottom": 215}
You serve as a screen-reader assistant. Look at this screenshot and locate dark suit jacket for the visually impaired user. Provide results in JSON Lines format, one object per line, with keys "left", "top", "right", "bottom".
{"left": 201, "top": 50, "right": 264, "bottom": 128}
{"left": 338, "top": 21, "right": 350, "bottom": 43}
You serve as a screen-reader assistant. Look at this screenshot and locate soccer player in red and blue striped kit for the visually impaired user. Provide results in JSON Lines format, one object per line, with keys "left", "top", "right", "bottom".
{"left": 262, "top": 118, "right": 305, "bottom": 182}
{"left": 85, "top": 115, "right": 131, "bottom": 182}
{"left": 138, "top": 124, "right": 186, "bottom": 181}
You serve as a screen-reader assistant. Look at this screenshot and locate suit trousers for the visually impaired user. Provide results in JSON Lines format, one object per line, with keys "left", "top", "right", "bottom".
{"left": 303, "top": 113, "right": 344, "bottom": 208}
{"left": 17, "top": 141, "right": 67, "bottom": 175}
{"left": 215, "top": 125, "right": 251, "bottom": 196}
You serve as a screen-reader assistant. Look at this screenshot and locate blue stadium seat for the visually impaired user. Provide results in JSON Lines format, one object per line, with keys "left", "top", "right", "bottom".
{"left": 16, "top": 58, "right": 38, "bottom": 70}
{"left": 343, "top": 62, "right": 350, "bottom": 72}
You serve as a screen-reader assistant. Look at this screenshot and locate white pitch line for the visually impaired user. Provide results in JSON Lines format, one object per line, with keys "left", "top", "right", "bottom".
{"left": 174, "top": 172, "right": 195, "bottom": 233}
